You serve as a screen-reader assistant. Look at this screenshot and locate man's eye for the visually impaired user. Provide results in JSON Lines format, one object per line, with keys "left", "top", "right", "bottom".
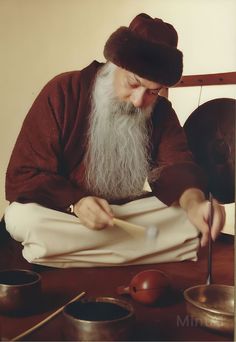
{"left": 128, "top": 81, "right": 138, "bottom": 88}
{"left": 149, "top": 89, "right": 160, "bottom": 96}
{"left": 127, "top": 77, "right": 139, "bottom": 87}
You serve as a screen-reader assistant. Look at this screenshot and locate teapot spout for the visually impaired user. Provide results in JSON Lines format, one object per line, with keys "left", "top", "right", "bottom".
{"left": 117, "top": 285, "right": 130, "bottom": 295}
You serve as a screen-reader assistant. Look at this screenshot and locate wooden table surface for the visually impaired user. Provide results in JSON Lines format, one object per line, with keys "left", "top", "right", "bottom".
{"left": 0, "top": 228, "right": 234, "bottom": 341}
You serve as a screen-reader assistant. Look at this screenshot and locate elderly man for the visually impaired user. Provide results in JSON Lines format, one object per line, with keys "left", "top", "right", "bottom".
{"left": 4, "top": 13, "right": 225, "bottom": 267}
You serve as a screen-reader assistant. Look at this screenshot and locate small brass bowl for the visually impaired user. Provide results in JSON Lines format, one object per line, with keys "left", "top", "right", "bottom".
{"left": 63, "top": 297, "right": 135, "bottom": 341}
{"left": 184, "top": 284, "right": 234, "bottom": 334}
{"left": 0, "top": 269, "right": 41, "bottom": 315}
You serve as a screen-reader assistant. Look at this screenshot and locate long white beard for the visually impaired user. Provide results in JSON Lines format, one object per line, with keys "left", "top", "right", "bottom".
{"left": 85, "top": 63, "right": 154, "bottom": 201}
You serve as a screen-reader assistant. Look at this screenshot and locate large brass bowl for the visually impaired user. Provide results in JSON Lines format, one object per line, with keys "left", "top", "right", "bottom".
{"left": 184, "top": 284, "right": 234, "bottom": 334}
{"left": 0, "top": 269, "right": 41, "bottom": 315}
{"left": 63, "top": 296, "right": 135, "bottom": 341}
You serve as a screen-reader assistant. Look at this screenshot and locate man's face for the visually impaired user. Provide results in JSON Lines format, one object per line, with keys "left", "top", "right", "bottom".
{"left": 113, "top": 66, "right": 163, "bottom": 109}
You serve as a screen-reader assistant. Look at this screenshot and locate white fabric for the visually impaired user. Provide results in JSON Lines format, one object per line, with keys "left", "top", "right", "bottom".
{"left": 4, "top": 197, "right": 200, "bottom": 268}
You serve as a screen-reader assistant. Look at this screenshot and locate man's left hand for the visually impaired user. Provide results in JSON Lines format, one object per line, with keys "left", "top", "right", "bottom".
{"left": 179, "top": 188, "right": 226, "bottom": 247}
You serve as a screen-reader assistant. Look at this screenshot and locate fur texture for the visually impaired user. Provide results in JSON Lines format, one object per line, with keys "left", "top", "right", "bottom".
{"left": 104, "top": 27, "right": 183, "bottom": 86}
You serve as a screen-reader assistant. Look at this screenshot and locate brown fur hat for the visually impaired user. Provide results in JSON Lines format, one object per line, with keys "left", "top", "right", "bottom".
{"left": 104, "top": 13, "right": 183, "bottom": 86}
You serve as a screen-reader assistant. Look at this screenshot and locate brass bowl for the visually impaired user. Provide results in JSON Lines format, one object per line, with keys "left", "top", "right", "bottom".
{"left": 63, "top": 297, "right": 135, "bottom": 341}
{"left": 0, "top": 269, "right": 41, "bottom": 315}
{"left": 184, "top": 284, "right": 234, "bottom": 334}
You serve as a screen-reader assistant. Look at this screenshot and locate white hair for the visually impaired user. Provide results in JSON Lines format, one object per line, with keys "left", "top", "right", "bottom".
{"left": 85, "top": 62, "right": 154, "bottom": 201}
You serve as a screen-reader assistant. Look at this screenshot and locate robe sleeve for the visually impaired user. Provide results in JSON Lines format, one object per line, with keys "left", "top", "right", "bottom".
{"left": 149, "top": 97, "right": 207, "bottom": 206}
{"left": 5, "top": 74, "right": 88, "bottom": 211}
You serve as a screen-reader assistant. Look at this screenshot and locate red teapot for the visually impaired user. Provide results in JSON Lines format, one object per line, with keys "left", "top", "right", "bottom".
{"left": 117, "top": 269, "right": 171, "bottom": 305}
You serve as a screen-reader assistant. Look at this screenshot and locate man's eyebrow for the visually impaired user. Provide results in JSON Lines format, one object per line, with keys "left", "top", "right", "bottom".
{"left": 133, "top": 74, "right": 162, "bottom": 91}
{"left": 133, "top": 74, "right": 141, "bottom": 84}
{"left": 150, "top": 86, "right": 163, "bottom": 92}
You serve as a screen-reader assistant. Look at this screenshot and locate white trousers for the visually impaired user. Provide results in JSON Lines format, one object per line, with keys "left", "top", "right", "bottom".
{"left": 4, "top": 197, "right": 200, "bottom": 268}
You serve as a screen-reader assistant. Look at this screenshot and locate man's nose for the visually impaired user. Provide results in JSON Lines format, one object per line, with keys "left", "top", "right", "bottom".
{"left": 130, "top": 88, "right": 146, "bottom": 108}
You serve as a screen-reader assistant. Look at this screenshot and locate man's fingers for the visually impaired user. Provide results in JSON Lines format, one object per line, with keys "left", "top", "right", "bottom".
{"left": 77, "top": 207, "right": 110, "bottom": 230}
{"left": 187, "top": 198, "right": 226, "bottom": 248}
{"left": 200, "top": 231, "right": 209, "bottom": 247}
{"left": 75, "top": 196, "right": 113, "bottom": 229}
{"left": 211, "top": 204, "right": 226, "bottom": 241}
{"left": 201, "top": 203, "right": 225, "bottom": 246}
{"left": 97, "top": 198, "right": 114, "bottom": 217}
{"left": 200, "top": 219, "right": 210, "bottom": 247}
{"left": 88, "top": 199, "right": 113, "bottom": 226}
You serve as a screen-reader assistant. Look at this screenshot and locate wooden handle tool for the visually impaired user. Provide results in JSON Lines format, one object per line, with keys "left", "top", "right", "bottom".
{"left": 113, "top": 218, "right": 159, "bottom": 240}
{"left": 12, "top": 291, "right": 86, "bottom": 341}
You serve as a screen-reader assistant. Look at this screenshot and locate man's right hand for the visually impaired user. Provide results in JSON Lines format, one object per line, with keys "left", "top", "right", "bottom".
{"left": 73, "top": 196, "right": 114, "bottom": 230}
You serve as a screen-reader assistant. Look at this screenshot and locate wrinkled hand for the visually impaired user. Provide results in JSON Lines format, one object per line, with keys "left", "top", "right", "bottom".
{"left": 179, "top": 188, "right": 226, "bottom": 247}
{"left": 186, "top": 198, "right": 226, "bottom": 247}
{"left": 73, "top": 196, "right": 114, "bottom": 230}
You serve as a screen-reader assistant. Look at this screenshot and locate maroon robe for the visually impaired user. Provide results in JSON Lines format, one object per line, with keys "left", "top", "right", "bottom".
{"left": 5, "top": 61, "right": 206, "bottom": 211}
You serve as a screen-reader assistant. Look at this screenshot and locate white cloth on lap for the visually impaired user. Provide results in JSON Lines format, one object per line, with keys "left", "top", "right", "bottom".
{"left": 4, "top": 197, "right": 200, "bottom": 268}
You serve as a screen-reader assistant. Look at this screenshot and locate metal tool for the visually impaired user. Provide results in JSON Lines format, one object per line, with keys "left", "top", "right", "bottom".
{"left": 206, "top": 192, "right": 213, "bottom": 285}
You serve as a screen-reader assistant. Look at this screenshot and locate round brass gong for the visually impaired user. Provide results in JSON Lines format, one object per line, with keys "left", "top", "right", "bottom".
{"left": 184, "top": 98, "right": 235, "bottom": 204}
